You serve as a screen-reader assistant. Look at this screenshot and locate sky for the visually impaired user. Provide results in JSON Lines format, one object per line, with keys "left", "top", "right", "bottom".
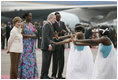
{"left": 31, "top": 1, "right": 117, "bottom": 5}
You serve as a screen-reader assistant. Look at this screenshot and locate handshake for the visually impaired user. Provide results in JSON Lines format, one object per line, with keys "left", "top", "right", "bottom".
{"left": 54, "top": 29, "right": 66, "bottom": 40}
{"left": 51, "top": 32, "right": 79, "bottom": 45}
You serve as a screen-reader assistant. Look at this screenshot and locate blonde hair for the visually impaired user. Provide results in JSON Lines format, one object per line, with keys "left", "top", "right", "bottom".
{"left": 43, "top": 20, "right": 47, "bottom": 25}
{"left": 12, "top": 16, "right": 22, "bottom": 25}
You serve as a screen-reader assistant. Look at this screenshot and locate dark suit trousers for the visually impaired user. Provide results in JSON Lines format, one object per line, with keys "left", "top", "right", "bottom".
{"left": 52, "top": 45, "right": 64, "bottom": 77}
{"left": 41, "top": 50, "right": 52, "bottom": 78}
{"left": 38, "top": 39, "right": 41, "bottom": 48}
{"left": 1, "top": 37, "right": 5, "bottom": 49}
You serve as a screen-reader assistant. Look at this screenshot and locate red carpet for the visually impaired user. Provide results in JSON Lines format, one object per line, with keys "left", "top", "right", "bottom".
{"left": 1, "top": 75, "right": 39, "bottom": 79}
{"left": 1, "top": 75, "right": 10, "bottom": 79}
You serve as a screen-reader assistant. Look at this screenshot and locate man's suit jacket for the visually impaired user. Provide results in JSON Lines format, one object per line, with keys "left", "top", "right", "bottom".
{"left": 53, "top": 21, "right": 67, "bottom": 37}
{"left": 53, "top": 21, "right": 67, "bottom": 49}
{"left": 1, "top": 27, "right": 6, "bottom": 38}
{"left": 6, "top": 25, "right": 13, "bottom": 39}
{"left": 38, "top": 26, "right": 42, "bottom": 38}
{"left": 41, "top": 22, "right": 54, "bottom": 51}
{"left": 85, "top": 28, "right": 92, "bottom": 39}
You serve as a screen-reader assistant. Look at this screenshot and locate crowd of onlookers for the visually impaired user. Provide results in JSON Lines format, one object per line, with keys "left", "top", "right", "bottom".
{"left": 91, "top": 25, "right": 117, "bottom": 48}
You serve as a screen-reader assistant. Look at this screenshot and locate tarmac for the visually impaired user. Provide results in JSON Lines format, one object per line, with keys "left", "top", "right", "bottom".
{"left": 1, "top": 48, "right": 98, "bottom": 78}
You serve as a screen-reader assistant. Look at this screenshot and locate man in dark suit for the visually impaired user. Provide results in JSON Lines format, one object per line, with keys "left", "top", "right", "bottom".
{"left": 40, "top": 13, "right": 56, "bottom": 79}
{"left": 38, "top": 23, "right": 42, "bottom": 48}
{"left": 108, "top": 25, "right": 116, "bottom": 46}
{"left": 85, "top": 25, "right": 92, "bottom": 39}
{"left": 33, "top": 21, "right": 39, "bottom": 48}
{"left": 6, "top": 21, "right": 13, "bottom": 48}
{"left": 1, "top": 22, "right": 6, "bottom": 49}
{"left": 52, "top": 12, "right": 67, "bottom": 79}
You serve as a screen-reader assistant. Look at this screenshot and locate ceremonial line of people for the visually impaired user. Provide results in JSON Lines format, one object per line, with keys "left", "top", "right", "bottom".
{"left": 6, "top": 12, "right": 117, "bottom": 79}
{"left": 1, "top": 19, "right": 117, "bottom": 50}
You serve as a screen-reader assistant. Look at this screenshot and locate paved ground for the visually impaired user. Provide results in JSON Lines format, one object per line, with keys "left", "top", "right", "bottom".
{"left": 1, "top": 48, "right": 98, "bottom": 78}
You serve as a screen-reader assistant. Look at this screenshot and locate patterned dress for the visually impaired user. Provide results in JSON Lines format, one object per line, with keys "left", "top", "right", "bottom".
{"left": 18, "top": 22, "right": 38, "bottom": 79}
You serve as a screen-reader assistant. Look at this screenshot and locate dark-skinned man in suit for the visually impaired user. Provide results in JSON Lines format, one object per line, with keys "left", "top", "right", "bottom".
{"left": 52, "top": 12, "right": 67, "bottom": 79}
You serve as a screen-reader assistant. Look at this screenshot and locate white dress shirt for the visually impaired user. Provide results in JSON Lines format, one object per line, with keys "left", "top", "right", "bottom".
{"left": 8, "top": 26, "right": 23, "bottom": 53}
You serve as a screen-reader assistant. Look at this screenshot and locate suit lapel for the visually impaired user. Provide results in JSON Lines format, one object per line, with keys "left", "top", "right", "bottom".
{"left": 48, "top": 22, "right": 54, "bottom": 33}
{"left": 60, "top": 21, "right": 63, "bottom": 30}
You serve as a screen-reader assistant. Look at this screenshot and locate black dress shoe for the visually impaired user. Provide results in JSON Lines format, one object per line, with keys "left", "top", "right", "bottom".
{"left": 57, "top": 76, "right": 65, "bottom": 79}
{"left": 41, "top": 76, "right": 52, "bottom": 79}
{"left": 47, "top": 76, "right": 53, "bottom": 79}
{"left": 51, "top": 76, "right": 57, "bottom": 79}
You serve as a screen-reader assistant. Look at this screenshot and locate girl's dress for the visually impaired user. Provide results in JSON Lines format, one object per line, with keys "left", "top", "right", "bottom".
{"left": 92, "top": 43, "right": 117, "bottom": 79}
{"left": 66, "top": 42, "right": 94, "bottom": 79}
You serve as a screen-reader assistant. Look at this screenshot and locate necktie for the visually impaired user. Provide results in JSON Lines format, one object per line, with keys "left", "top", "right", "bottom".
{"left": 58, "top": 22, "right": 60, "bottom": 28}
